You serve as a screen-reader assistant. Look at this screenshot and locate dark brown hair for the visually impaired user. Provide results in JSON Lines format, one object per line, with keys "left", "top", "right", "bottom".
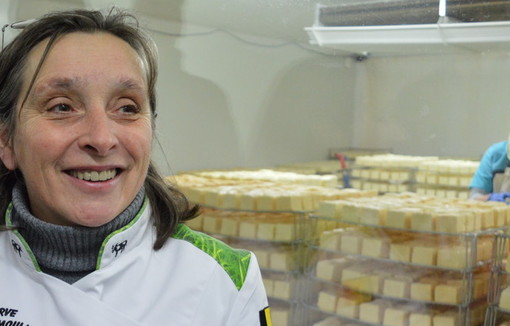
{"left": 0, "top": 8, "right": 198, "bottom": 249}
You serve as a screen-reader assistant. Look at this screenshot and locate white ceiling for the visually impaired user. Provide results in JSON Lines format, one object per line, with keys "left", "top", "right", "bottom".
{"left": 12, "top": 0, "right": 508, "bottom": 46}
{"left": 12, "top": 0, "right": 345, "bottom": 44}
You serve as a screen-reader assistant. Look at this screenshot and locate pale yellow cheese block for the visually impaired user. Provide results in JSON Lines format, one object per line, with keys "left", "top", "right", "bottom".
{"left": 269, "top": 250, "right": 294, "bottom": 271}
{"left": 435, "top": 212, "right": 472, "bottom": 233}
{"left": 317, "top": 291, "right": 337, "bottom": 313}
{"left": 415, "top": 172, "right": 426, "bottom": 183}
{"left": 410, "top": 210, "right": 436, "bottom": 231}
{"left": 202, "top": 215, "right": 222, "bottom": 234}
{"left": 411, "top": 243, "right": 437, "bottom": 266}
{"left": 302, "top": 194, "right": 315, "bottom": 211}
{"left": 434, "top": 281, "right": 463, "bottom": 304}
{"left": 426, "top": 174, "right": 437, "bottom": 184}
{"left": 383, "top": 306, "right": 412, "bottom": 326}
{"left": 369, "top": 169, "right": 380, "bottom": 179}
{"left": 252, "top": 248, "right": 269, "bottom": 269}
{"left": 272, "top": 279, "right": 292, "bottom": 300}
{"left": 275, "top": 194, "right": 303, "bottom": 212}
{"left": 185, "top": 215, "right": 203, "bottom": 230}
{"left": 500, "top": 286, "right": 510, "bottom": 310}
{"left": 219, "top": 217, "right": 239, "bottom": 237}
{"left": 341, "top": 265, "right": 363, "bottom": 282}
{"left": 432, "top": 311, "right": 459, "bottom": 326}
{"left": 361, "top": 237, "right": 389, "bottom": 258}
{"left": 315, "top": 258, "right": 347, "bottom": 283}
{"left": 342, "top": 274, "right": 380, "bottom": 294}
{"left": 358, "top": 299, "right": 388, "bottom": 324}
{"left": 262, "top": 277, "right": 274, "bottom": 297}
{"left": 360, "top": 169, "right": 370, "bottom": 179}
{"left": 410, "top": 279, "right": 437, "bottom": 301}
{"left": 203, "top": 190, "right": 222, "bottom": 208}
{"left": 341, "top": 203, "right": 362, "bottom": 223}
{"left": 319, "top": 229, "right": 342, "bottom": 251}
{"left": 335, "top": 295, "right": 369, "bottom": 319}
{"left": 479, "top": 208, "right": 496, "bottom": 229}
{"left": 256, "top": 193, "right": 277, "bottom": 211}
{"left": 274, "top": 222, "right": 295, "bottom": 242}
{"left": 238, "top": 220, "right": 257, "bottom": 239}
{"left": 359, "top": 205, "right": 387, "bottom": 226}
{"left": 383, "top": 278, "right": 410, "bottom": 298}
{"left": 256, "top": 222, "right": 275, "bottom": 241}
{"left": 437, "top": 245, "right": 470, "bottom": 269}
{"left": 180, "top": 186, "right": 203, "bottom": 204}
{"left": 317, "top": 201, "right": 340, "bottom": 218}
{"left": 477, "top": 239, "right": 493, "bottom": 262}
{"left": 239, "top": 193, "right": 257, "bottom": 211}
{"left": 409, "top": 311, "right": 433, "bottom": 326}
{"left": 389, "top": 242, "right": 412, "bottom": 262}
{"left": 220, "top": 192, "right": 240, "bottom": 210}
{"left": 340, "top": 231, "right": 364, "bottom": 255}
{"left": 386, "top": 207, "right": 419, "bottom": 229}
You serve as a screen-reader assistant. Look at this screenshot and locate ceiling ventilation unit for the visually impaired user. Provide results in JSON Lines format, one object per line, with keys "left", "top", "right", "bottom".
{"left": 306, "top": 0, "right": 510, "bottom": 56}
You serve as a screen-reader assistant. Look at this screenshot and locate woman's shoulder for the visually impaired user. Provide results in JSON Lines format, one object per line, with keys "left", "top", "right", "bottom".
{"left": 171, "top": 224, "right": 252, "bottom": 290}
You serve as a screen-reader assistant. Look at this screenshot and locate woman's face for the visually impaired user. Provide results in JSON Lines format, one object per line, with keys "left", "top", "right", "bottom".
{"left": 0, "top": 32, "right": 153, "bottom": 227}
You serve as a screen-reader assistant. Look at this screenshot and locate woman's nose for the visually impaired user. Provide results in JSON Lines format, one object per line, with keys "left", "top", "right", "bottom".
{"left": 77, "top": 109, "right": 118, "bottom": 156}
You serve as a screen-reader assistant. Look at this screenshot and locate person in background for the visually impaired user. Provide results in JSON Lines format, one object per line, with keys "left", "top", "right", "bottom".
{"left": 0, "top": 8, "right": 270, "bottom": 326}
{"left": 470, "top": 137, "right": 510, "bottom": 203}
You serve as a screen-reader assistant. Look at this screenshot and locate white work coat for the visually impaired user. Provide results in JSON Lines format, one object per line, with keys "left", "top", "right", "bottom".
{"left": 0, "top": 201, "right": 269, "bottom": 326}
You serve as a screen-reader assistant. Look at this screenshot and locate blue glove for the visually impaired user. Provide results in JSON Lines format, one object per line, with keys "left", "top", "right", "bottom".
{"left": 488, "top": 192, "right": 510, "bottom": 203}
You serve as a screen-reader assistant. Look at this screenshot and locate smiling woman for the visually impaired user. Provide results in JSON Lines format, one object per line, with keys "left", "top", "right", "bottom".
{"left": 0, "top": 8, "right": 270, "bottom": 326}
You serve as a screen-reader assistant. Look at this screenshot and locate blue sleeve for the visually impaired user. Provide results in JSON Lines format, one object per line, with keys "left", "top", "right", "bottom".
{"left": 470, "top": 141, "right": 509, "bottom": 193}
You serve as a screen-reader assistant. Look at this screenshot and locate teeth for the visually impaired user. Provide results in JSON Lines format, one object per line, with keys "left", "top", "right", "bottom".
{"left": 70, "top": 169, "right": 117, "bottom": 182}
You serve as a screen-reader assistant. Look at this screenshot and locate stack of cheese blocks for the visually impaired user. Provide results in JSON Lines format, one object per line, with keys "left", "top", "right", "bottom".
{"left": 317, "top": 192, "right": 510, "bottom": 233}
{"left": 191, "top": 169, "right": 339, "bottom": 187}
{"left": 485, "top": 231, "right": 510, "bottom": 325}
{"left": 187, "top": 208, "right": 301, "bottom": 243}
{"left": 172, "top": 171, "right": 373, "bottom": 213}
{"left": 415, "top": 159, "right": 480, "bottom": 200}
{"left": 277, "top": 160, "right": 345, "bottom": 174}
{"left": 275, "top": 159, "right": 354, "bottom": 188}
{"left": 350, "top": 154, "right": 439, "bottom": 193}
{"left": 172, "top": 170, "right": 376, "bottom": 326}
{"left": 308, "top": 192, "right": 509, "bottom": 326}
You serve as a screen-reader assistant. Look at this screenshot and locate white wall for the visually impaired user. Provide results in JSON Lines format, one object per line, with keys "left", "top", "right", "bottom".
{"left": 152, "top": 27, "right": 355, "bottom": 174}
{"left": 356, "top": 51, "right": 510, "bottom": 160}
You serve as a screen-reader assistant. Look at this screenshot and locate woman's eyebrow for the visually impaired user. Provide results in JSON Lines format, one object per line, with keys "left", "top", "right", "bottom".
{"left": 30, "top": 76, "right": 146, "bottom": 97}
{"left": 117, "top": 77, "right": 145, "bottom": 91}
{"left": 33, "top": 76, "right": 84, "bottom": 94}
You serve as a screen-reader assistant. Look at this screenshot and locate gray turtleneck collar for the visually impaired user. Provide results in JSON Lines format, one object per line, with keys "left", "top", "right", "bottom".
{"left": 10, "top": 182, "right": 145, "bottom": 284}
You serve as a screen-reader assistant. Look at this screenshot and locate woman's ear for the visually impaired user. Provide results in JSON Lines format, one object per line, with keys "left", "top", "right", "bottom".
{"left": 0, "top": 128, "right": 17, "bottom": 170}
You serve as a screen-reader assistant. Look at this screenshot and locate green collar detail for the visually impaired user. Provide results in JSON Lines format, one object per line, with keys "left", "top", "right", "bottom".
{"left": 173, "top": 224, "right": 251, "bottom": 291}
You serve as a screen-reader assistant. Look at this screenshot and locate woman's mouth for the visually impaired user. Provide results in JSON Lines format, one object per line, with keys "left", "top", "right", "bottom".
{"left": 68, "top": 169, "right": 119, "bottom": 182}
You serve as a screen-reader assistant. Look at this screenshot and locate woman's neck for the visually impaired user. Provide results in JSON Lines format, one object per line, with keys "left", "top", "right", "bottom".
{"left": 10, "top": 182, "right": 145, "bottom": 284}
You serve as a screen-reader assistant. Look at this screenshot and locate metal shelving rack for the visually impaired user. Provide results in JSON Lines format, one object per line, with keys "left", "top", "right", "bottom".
{"left": 304, "top": 214, "right": 500, "bottom": 326}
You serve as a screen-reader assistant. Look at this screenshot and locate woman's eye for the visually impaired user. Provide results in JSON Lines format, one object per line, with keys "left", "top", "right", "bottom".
{"left": 119, "top": 105, "right": 140, "bottom": 114}
{"left": 48, "top": 103, "right": 71, "bottom": 113}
